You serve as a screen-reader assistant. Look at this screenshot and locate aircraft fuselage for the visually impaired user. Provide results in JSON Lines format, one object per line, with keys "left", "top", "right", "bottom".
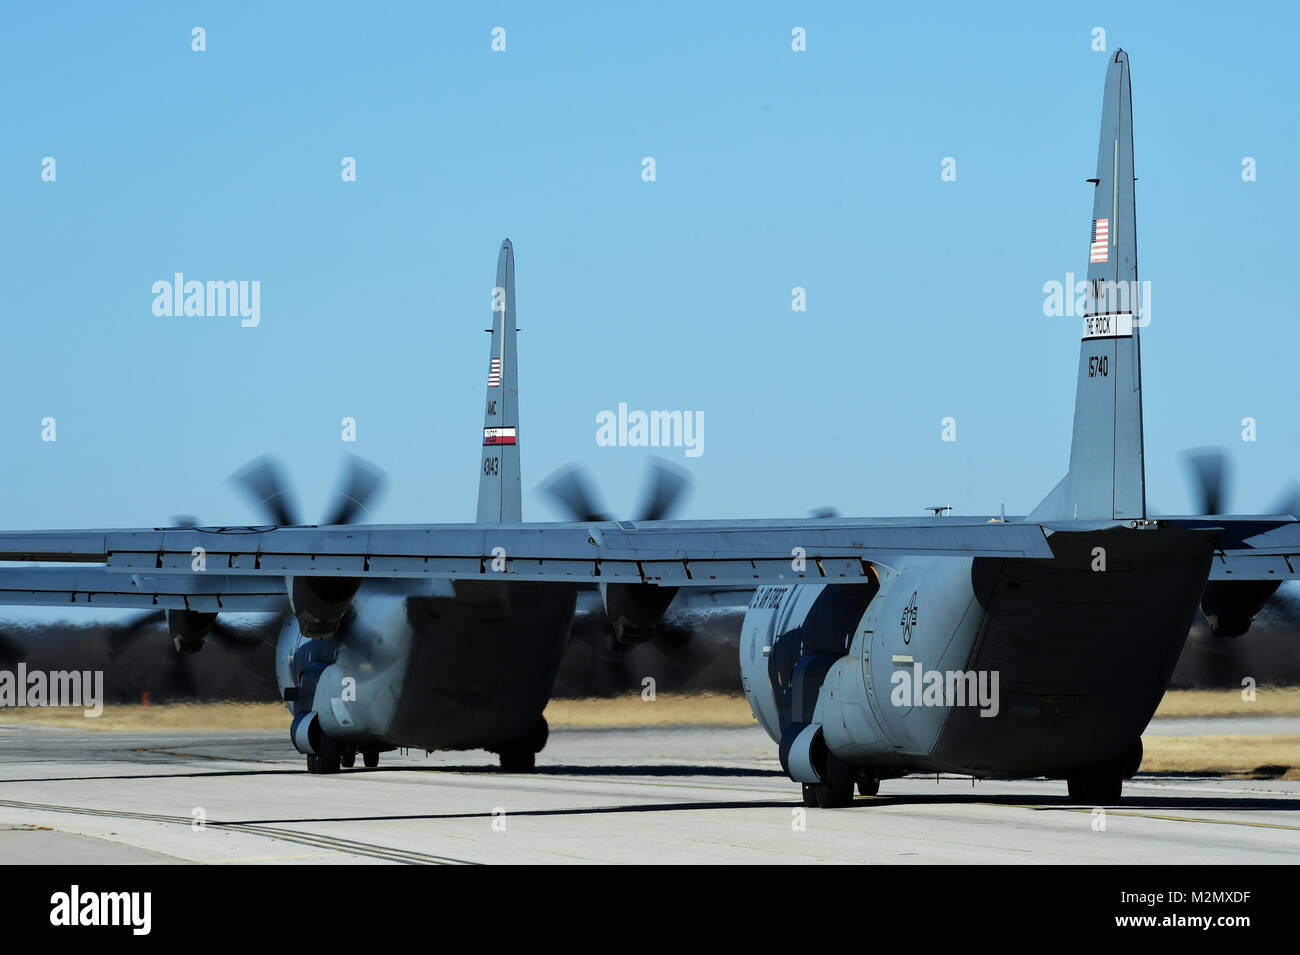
{"left": 741, "top": 525, "right": 1215, "bottom": 780}
{"left": 278, "top": 578, "right": 575, "bottom": 754}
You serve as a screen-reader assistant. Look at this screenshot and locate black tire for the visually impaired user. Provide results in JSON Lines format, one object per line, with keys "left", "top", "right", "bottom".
{"left": 306, "top": 754, "right": 322, "bottom": 774}
{"left": 857, "top": 775, "right": 880, "bottom": 797}
{"left": 318, "top": 733, "right": 342, "bottom": 775}
{"left": 340, "top": 746, "right": 356, "bottom": 769}
{"left": 815, "top": 756, "right": 856, "bottom": 808}
{"left": 801, "top": 783, "right": 818, "bottom": 808}
{"left": 363, "top": 749, "right": 379, "bottom": 768}
{"left": 499, "top": 748, "right": 536, "bottom": 773}
{"left": 1067, "top": 773, "right": 1123, "bottom": 804}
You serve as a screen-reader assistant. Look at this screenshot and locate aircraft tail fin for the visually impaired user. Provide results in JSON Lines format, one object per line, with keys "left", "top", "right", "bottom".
{"left": 476, "top": 239, "right": 522, "bottom": 523}
{"left": 1031, "top": 49, "right": 1146, "bottom": 523}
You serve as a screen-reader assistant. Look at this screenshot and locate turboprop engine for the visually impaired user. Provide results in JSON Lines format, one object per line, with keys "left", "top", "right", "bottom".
{"left": 599, "top": 582, "right": 678, "bottom": 645}
{"left": 232, "top": 453, "right": 386, "bottom": 639}
{"left": 291, "top": 576, "right": 361, "bottom": 638}
{"left": 166, "top": 608, "right": 219, "bottom": 654}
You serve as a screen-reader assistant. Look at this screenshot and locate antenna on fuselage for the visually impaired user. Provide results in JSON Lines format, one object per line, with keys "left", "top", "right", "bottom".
{"left": 925, "top": 506, "right": 952, "bottom": 517}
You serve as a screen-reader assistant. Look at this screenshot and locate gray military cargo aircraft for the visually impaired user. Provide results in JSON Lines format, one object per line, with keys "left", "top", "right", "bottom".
{"left": 2, "top": 50, "right": 1298, "bottom": 804}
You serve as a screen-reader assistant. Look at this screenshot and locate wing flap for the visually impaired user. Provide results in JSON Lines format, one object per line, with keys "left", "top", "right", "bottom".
{"left": 0, "top": 568, "right": 286, "bottom": 612}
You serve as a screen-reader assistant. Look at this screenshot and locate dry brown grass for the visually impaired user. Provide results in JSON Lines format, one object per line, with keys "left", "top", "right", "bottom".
{"left": 544, "top": 692, "right": 755, "bottom": 729}
{"left": 0, "top": 702, "right": 287, "bottom": 732}
{"left": 1138, "top": 734, "right": 1300, "bottom": 779}
{"left": 0, "top": 694, "right": 757, "bottom": 732}
{"left": 1152, "top": 686, "right": 1300, "bottom": 719}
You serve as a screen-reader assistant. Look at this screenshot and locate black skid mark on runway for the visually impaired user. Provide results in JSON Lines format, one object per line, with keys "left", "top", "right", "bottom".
{"left": 227, "top": 799, "right": 797, "bottom": 826}
{"left": 414, "top": 763, "right": 786, "bottom": 778}
{"left": 0, "top": 763, "right": 785, "bottom": 786}
{"left": 0, "top": 798, "right": 473, "bottom": 865}
{"left": 0, "top": 769, "right": 305, "bottom": 785}
{"left": 216, "top": 791, "right": 1300, "bottom": 827}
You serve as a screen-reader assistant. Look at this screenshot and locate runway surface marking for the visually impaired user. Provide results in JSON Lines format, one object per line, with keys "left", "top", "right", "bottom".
{"left": 0, "top": 797, "right": 473, "bottom": 865}
{"left": 3, "top": 726, "right": 1298, "bottom": 863}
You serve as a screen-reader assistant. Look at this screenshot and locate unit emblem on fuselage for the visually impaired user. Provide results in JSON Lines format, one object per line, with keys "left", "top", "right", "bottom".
{"left": 901, "top": 591, "right": 918, "bottom": 644}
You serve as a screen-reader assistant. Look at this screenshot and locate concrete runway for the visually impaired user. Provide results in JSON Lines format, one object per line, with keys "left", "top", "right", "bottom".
{"left": 1, "top": 723, "right": 1298, "bottom": 864}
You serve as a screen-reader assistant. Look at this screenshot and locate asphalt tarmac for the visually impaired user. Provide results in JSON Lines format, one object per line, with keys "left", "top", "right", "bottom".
{"left": 0, "top": 723, "right": 1297, "bottom": 864}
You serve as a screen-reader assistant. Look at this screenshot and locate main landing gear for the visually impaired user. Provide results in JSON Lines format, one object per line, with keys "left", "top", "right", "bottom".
{"left": 305, "top": 733, "right": 383, "bottom": 774}
{"left": 306, "top": 733, "right": 342, "bottom": 775}
{"left": 1065, "top": 740, "right": 1142, "bottom": 804}
{"left": 494, "top": 716, "right": 549, "bottom": 773}
{"left": 801, "top": 755, "right": 879, "bottom": 808}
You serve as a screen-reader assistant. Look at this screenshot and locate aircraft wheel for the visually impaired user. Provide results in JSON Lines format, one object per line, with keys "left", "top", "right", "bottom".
{"left": 815, "top": 756, "right": 856, "bottom": 808}
{"left": 857, "top": 775, "right": 880, "bottom": 797}
{"left": 340, "top": 746, "right": 356, "bottom": 769}
{"left": 1067, "top": 773, "right": 1123, "bottom": 804}
{"left": 496, "top": 715, "right": 549, "bottom": 772}
{"left": 499, "top": 748, "right": 536, "bottom": 773}
{"left": 317, "top": 733, "right": 342, "bottom": 775}
{"left": 306, "top": 754, "right": 322, "bottom": 774}
{"left": 363, "top": 749, "right": 379, "bottom": 768}
{"left": 801, "top": 784, "right": 818, "bottom": 808}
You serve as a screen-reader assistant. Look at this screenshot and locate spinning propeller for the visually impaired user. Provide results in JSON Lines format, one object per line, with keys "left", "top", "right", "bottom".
{"left": 1183, "top": 447, "right": 1300, "bottom": 639}
{"left": 105, "top": 455, "right": 387, "bottom": 699}
{"left": 232, "top": 453, "right": 386, "bottom": 528}
{"left": 541, "top": 457, "right": 690, "bottom": 524}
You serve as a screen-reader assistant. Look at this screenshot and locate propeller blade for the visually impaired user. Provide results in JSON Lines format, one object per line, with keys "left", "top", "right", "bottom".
{"left": 322, "top": 454, "right": 387, "bottom": 526}
{"left": 165, "top": 647, "right": 201, "bottom": 700}
{"left": 1253, "top": 586, "right": 1300, "bottom": 629}
{"left": 1184, "top": 447, "right": 1230, "bottom": 515}
{"left": 231, "top": 456, "right": 301, "bottom": 526}
{"left": 540, "top": 466, "right": 609, "bottom": 523}
{"left": 208, "top": 618, "right": 266, "bottom": 652}
{"left": 106, "top": 610, "right": 167, "bottom": 659}
{"left": 636, "top": 459, "right": 690, "bottom": 522}
{"left": 0, "top": 629, "right": 27, "bottom": 668}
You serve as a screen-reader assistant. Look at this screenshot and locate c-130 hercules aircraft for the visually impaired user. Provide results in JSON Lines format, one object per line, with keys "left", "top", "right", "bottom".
{"left": 2, "top": 50, "right": 1297, "bottom": 804}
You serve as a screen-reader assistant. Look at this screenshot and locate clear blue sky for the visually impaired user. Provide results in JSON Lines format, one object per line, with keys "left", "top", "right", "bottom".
{"left": 2, "top": 1, "right": 1297, "bottom": 557}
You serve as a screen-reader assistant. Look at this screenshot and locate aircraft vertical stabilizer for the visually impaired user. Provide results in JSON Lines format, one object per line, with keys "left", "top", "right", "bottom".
{"left": 476, "top": 239, "right": 523, "bottom": 522}
{"left": 1031, "top": 49, "right": 1145, "bottom": 523}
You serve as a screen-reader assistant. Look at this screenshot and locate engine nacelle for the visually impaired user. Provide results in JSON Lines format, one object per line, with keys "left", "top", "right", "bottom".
{"left": 1200, "top": 580, "right": 1280, "bottom": 637}
{"left": 291, "top": 576, "right": 360, "bottom": 638}
{"left": 599, "top": 582, "right": 678, "bottom": 645}
{"left": 166, "top": 609, "right": 218, "bottom": 654}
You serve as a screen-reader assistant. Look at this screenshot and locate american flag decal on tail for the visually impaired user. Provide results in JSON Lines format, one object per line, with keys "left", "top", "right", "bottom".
{"left": 1089, "top": 218, "right": 1109, "bottom": 263}
{"left": 487, "top": 357, "right": 501, "bottom": 387}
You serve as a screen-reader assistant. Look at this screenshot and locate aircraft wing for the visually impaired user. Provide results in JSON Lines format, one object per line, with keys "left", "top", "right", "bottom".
{"left": 0, "top": 566, "right": 287, "bottom": 612}
{"left": 0, "top": 519, "right": 1053, "bottom": 588}
{"left": 1, "top": 517, "right": 1294, "bottom": 601}
{"left": 1160, "top": 516, "right": 1300, "bottom": 582}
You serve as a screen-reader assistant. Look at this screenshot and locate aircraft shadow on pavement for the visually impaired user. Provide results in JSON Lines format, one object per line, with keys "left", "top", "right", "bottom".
{"left": 221, "top": 790, "right": 1300, "bottom": 826}
{"left": 0, "top": 764, "right": 784, "bottom": 786}
{"left": 3, "top": 765, "right": 1295, "bottom": 817}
